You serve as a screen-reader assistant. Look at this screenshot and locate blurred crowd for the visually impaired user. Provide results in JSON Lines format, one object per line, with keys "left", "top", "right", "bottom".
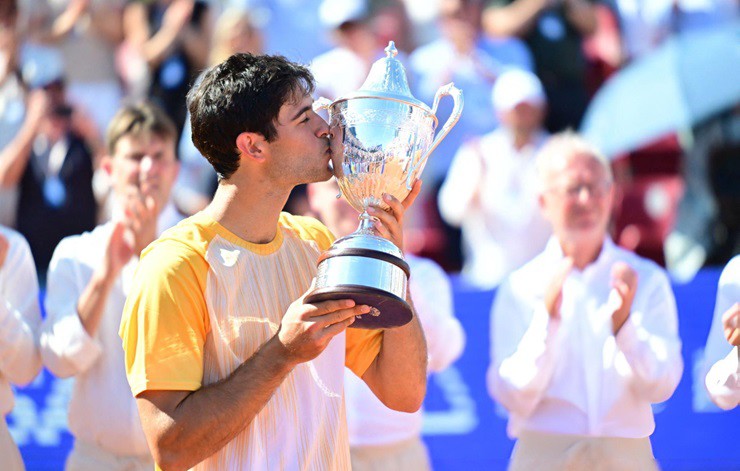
{"left": 0, "top": 0, "right": 739, "bottom": 469}
{"left": 0, "top": 0, "right": 737, "bottom": 287}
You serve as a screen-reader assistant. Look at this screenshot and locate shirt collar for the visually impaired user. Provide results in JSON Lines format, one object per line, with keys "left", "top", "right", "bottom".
{"left": 543, "top": 235, "right": 617, "bottom": 274}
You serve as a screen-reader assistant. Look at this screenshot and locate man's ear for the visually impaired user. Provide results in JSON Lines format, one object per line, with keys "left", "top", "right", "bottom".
{"left": 236, "top": 132, "right": 267, "bottom": 163}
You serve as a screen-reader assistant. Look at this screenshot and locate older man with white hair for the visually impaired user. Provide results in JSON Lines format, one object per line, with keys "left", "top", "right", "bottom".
{"left": 439, "top": 68, "right": 551, "bottom": 289}
{"left": 487, "top": 131, "right": 683, "bottom": 470}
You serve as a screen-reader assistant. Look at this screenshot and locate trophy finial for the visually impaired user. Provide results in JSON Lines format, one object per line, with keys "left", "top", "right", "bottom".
{"left": 384, "top": 41, "right": 398, "bottom": 58}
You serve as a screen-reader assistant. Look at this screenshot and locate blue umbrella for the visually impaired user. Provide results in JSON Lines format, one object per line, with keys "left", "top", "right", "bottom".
{"left": 581, "top": 23, "right": 740, "bottom": 158}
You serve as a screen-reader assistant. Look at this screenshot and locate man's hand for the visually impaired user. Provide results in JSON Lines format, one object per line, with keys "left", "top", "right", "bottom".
{"left": 0, "top": 233, "right": 8, "bottom": 270}
{"left": 123, "top": 186, "right": 159, "bottom": 255}
{"left": 367, "top": 179, "right": 422, "bottom": 252}
{"left": 277, "top": 288, "right": 370, "bottom": 366}
{"left": 100, "top": 220, "right": 136, "bottom": 280}
{"left": 610, "top": 262, "right": 638, "bottom": 335}
{"left": 722, "top": 303, "right": 740, "bottom": 347}
{"left": 544, "top": 257, "right": 573, "bottom": 321}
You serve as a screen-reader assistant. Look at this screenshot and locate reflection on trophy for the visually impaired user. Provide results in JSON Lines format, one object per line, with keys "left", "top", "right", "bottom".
{"left": 305, "top": 41, "right": 463, "bottom": 329}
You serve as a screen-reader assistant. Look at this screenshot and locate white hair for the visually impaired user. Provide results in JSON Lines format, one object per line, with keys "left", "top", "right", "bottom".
{"left": 535, "top": 130, "right": 613, "bottom": 192}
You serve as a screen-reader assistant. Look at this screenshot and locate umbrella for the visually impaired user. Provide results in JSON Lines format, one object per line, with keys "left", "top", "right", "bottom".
{"left": 580, "top": 23, "right": 740, "bottom": 158}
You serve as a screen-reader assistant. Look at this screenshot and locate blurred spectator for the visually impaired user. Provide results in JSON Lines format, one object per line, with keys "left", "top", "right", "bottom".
{"left": 307, "top": 178, "right": 465, "bottom": 471}
{"left": 488, "top": 132, "right": 682, "bottom": 470}
{"left": 611, "top": 0, "right": 738, "bottom": 63}
{"left": 439, "top": 69, "right": 551, "bottom": 288}
{"left": 0, "top": 0, "right": 31, "bottom": 227}
{"left": 410, "top": 0, "right": 533, "bottom": 184}
{"left": 482, "top": 0, "right": 597, "bottom": 132}
{"left": 703, "top": 255, "right": 739, "bottom": 411}
{"left": 28, "top": 0, "right": 125, "bottom": 141}
{"left": 175, "top": 8, "right": 264, "bottom": 216}
{"left": 122, "top": 0, "right": 213, "bottom": 135}
{"left": 14, "top": 74, "right": 98, "bottom": 281}
{"left": 0, "top": 225, "right": 42, "bottom": 471}
{"left": 40, "top": 102, "right": 180, "bottom": 470}
{"left": 370, "top": 0, "right": 416, "bottom": 54}
{"left": 311, "top": 0, "right": 379, "bottom": 100}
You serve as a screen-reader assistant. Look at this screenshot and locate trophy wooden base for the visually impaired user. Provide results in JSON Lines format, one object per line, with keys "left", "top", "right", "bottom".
{"left": 305, "top": 285, "right": 412, "bottom": 329}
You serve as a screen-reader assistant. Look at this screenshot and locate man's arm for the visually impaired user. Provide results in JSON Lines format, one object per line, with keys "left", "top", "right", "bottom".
{"left": 614, "top": 268, "right": 683, "bottom": 403}
{"left": 0, "top": 90, "right": 47, "bottom": 189}
{"left": 362, "top": 180, "right": 428, "bottom": 412}
{"left": 135, "top": 296, "right": 369, "bottom": 471}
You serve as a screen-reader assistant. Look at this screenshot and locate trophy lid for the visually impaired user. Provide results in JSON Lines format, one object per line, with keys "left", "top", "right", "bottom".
{"left": 336, "top": 41, "right": 430, "bottom": 112}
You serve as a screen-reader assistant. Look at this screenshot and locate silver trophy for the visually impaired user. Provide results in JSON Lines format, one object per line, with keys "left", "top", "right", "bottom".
{"left": 306, "top": 42, "right": 463, "bottom": 329}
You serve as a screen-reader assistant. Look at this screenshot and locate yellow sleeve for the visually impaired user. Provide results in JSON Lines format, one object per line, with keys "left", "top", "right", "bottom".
{"left": 119, "top": 239, "right": 210, "bottom": 396}
{"left": 345, "top": 329, "right": 383, "bottom": 377}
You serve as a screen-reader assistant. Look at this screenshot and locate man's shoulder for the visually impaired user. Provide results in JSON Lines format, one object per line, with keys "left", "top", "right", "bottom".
{"left": 140, "top": 214, "right": 215, "bottom": 270}
{"left": 279, "top": 212, "right": 335, "bottom": 249}
{"left": 52, "top": 223, "right": 111, "bottom": 261}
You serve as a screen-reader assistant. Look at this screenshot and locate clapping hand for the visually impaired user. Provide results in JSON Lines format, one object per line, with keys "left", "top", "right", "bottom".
{"left": 722, "top": 303, "right": 740, "bottom": 347}
{"left": 610, "top": 262, "right": 638, "bottom": 335}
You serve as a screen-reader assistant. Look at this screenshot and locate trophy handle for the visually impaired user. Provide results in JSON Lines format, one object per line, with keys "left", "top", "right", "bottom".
{"left": 406, "top": 83, "right": 464, "bottom": 190}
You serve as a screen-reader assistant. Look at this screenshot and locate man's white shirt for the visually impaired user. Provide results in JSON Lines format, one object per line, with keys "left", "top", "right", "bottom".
{"left": 488, "top": 237, "right": 683, "bottom": 438}
{"left": 703, "top": 255, "right": 739, "bottom": 410}
{"left": 0, "top": 226, "right": 42, "bottom": 416}
{"left": 39, "top": 204, "right": 182, "bottom": 456}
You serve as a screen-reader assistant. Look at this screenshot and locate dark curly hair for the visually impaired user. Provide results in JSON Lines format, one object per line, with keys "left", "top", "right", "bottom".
{"left": 187, "top": 53, "right": 315, "bottom": 180}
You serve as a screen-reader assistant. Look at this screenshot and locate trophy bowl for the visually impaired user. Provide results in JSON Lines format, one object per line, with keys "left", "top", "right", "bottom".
{"left": 305, "top": 42, "right": 463, "bottom": 329}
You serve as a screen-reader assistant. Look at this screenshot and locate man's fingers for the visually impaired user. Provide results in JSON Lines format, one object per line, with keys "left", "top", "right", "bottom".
{"left": 310, "top": 305, "right": 370, "bottom": 326}
{"left": 322, "top": 315, "right": 356, "bottom": 337}
{"left": 302, "top": 298, "right": 356, "bottom": 317}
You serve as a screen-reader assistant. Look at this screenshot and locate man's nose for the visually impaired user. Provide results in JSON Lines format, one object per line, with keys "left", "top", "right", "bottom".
{"left": 316, "top": 120, "right": 330, "bottom": 138}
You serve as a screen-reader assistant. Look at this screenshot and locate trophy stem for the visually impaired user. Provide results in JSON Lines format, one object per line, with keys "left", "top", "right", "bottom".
{"left": 356, "top": 211, "right": 378, "bottom": 236}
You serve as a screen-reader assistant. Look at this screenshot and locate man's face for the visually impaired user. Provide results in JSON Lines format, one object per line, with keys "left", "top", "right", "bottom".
{"left": 500, "top": 101, "right": 545, "bottom": 134}
{"left": 266, "top": 92, "right": 333, "bottom": 186}
{"left": 540, "top": 152, "right": 614, "bottom": 245}
{"left": 106, "top": 133, "right": 179, "bottom": 214}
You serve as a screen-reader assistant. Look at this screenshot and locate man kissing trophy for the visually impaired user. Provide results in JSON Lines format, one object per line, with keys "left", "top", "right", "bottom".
{"left": 307, "top": 42, "right": 463, "bottom": 328}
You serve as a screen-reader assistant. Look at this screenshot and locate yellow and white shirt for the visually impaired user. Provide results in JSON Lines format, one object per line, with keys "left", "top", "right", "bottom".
{"left": 120, "top": 212, "right": 383, "bottom": 470}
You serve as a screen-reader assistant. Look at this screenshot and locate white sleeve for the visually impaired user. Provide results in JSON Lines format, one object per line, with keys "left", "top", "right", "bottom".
{"left": 0, "top": 230, "right": 42, "bottom": 386}
{"left": 615, "top": 269, "right": 683, "bottom": 403}
{"left": 40, "top": 239, "right": 103, "bottom": 378}
{"left": 408, "top": 258, "right": 465, "bottom": 373}
{"left": 437, "top": 142, "right": 482, "bottom": 227}
{"left": 487, "top": 280, "right": 562, "bottom": 418}
{"left": 704, "top": 347, "right": 739, "bottom": 410}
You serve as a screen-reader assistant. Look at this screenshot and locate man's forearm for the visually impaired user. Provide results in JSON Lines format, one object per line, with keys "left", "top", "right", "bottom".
{"left": 362, "top": 298, "right": 428, "bottom": 413}
{"left": 77, "top": 269, "right": 116, "bottom": 336}
{"left": 139, "top": 335, "right": 295, "bottom": 471}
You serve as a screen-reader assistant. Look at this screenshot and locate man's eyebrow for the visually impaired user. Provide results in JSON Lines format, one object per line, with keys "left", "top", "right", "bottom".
{"left": 291, "top": 105, "right": 312, "bottom": 122}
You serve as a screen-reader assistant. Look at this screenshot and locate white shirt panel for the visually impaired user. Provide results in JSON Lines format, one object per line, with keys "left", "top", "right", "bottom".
{"left": 345, "top": 255, "right": 465, "bottom": 446}
{"left": 39, "top": 204, "right": 181, "bottom": 456}
{"left": 0, "top": 226, "right": 42, "bottom": 416}
{"left": 488, "top": 237, "right": 683, "bottom": 438}
{"left": 703, "top": 255, "right": 740, "bottom": 410}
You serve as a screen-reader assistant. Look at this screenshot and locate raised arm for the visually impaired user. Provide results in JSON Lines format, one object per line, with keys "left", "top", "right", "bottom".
{"left": 614, "top": 267, "right": 683, "bottom": 403}
{"left": 361, "top": 180, "right": 428, "bottom": 412}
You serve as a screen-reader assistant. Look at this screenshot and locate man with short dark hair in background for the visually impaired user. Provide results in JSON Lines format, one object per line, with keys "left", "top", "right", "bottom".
{"left": 40, "top": 101, "right": 181, "bottom": 470}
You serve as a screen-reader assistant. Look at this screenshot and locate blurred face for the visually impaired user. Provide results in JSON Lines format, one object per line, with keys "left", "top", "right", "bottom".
{"left": 539, "top": 152, "right": 614, "bottom": 246}
{"left": 499, "top": 101, "right": 545, "bottom": 134}
{"left": 106, "top": 133, "right": 179, "bottom": 213}
{"left": 307, "top": 178, "right": 357, "bottom": 238}
{"left": 266, "top": 92, "right": 333, "bottom": 186}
